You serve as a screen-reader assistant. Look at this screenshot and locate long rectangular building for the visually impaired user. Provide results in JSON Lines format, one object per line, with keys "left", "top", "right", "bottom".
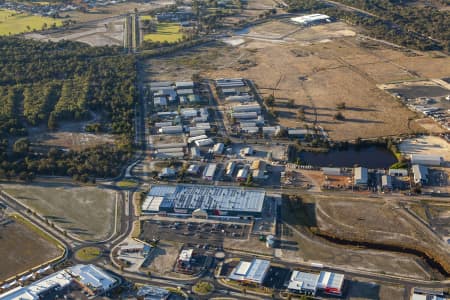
{"left": 142, "top": 185, "right": 266, "bottom": 217}
{"left": 410, "top": 154, "right": 443, "bottom": 166}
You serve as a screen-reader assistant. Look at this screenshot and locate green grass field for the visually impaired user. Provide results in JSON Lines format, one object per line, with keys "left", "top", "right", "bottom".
{"left": 74, "top": 246, "right": 102, "bottom": 262}
{"left": 143, "top": 22, "right": 183, "bottom": 43}
{"left": 140, "top": 15, "right": 153, "bottom": 21}
{"left": 117, "top": 179, "right": 138, "bottom": 188}
{"left": 0, "top": 9, "right": 62, "bottom": 35}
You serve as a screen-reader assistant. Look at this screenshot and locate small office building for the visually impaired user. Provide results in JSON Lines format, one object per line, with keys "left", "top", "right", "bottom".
{"left": 287, "top": 271, "right": 319, "bottom": 296}
{"left": 317, "top": 271, "right": 345, "bottom": 296}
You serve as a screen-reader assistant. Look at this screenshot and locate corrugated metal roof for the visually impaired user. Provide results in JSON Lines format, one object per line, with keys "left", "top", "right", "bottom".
{"left": 147, "top": 184, "right": 265, "bottom": 213}
{"left": 317, "top": 271, "right": 344, "bottom": 290}
{"left": 288, "top": 271, "right": 319, "bottom": 291}
{"left": 228, "top": 259, "right": 270, "bottom": 284}
{"left": 203, "top": 163, "right": 217, "bottom": 178}
{"left": 232, "top": 112, "right": 258, "bottom": 119}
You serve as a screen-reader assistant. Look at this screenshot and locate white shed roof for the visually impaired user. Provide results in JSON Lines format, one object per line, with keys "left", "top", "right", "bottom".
{"left": 228, "top": 259, "right": 270, "bottom": 284}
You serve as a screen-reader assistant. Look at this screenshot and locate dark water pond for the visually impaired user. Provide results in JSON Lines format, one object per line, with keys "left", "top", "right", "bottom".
{"left": 299, "top": 146, "right": 397, "bottom": 168}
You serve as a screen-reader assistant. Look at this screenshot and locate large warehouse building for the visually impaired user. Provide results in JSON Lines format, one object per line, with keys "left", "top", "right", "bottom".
{"left": 291, "top": 14, "right": 331, "bottom": 25}
{"left": 141, "top": 184, "right": 266, "bottom": 217}
{"left": 410, "top": 154, "right": 443, "bottom": 166}
{"left": 228, "top": 259, "right": 271, "bottom": 285}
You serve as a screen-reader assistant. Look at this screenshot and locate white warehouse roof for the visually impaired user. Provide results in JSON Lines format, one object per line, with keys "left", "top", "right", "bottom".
{"left": 410, "top": 154, "right": 443, "bottom": 166}
{"left": 69, "top": 264, "right": 116, "bottom": 292}
{"left": 229, "top": 259, "right": 270, "bottom": 284}
{"left": 317, "top": 271, "right": 344, "bottom": 293}
{"left": 291, "top": 14, "right": 330, "bottom": 24}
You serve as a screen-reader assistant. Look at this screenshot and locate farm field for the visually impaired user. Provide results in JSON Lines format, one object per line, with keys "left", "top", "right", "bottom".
{"left": 1, "top": 182, "right": 117, "bottom": 241}
{"left": 0, "top": 216, "right": 62, "bottom": 281}
{"left": 143, "top": 22, "right": 183, "bottom": 43}
{"left": 145, "top": 19, "right": 450, "bottom": 140}
{"left": 0, "top": 9, "right": 62, "bottom": 35}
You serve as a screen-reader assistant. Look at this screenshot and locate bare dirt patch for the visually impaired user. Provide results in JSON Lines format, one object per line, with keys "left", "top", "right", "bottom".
{"left": 67, "top": 1, "right": 173, "bottom": 23}
{"left": 146, "top": 20, "right": 450, "bottom": 140}
{"left": 1, "top": 182, "right": 117, "bottom": 241}
{"left": 26, "top": 17, "right": 125, "bottom": 47}
{"left": 143, "top": 240, "right": 182, "bottom": 276}
{"left": 0, "top": 218, "right": 62, "bottom": 281}
{"left": 28, "top": 121, "right": 115, "bottom": 151}
{"left": 205, "top": 38, "right": 416, "bottom": 140}
{"left": 315, "top": 197, "right": 450, "bottom": 276}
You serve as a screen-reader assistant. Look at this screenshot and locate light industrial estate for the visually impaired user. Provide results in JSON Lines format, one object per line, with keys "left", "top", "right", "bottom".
{"left": 0, "top": 0, "right": 449, "bottom": 298}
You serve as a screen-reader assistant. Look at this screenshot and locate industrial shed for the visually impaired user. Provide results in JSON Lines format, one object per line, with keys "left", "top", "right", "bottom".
{"left": 354, "top": 167, "right": 368, "bottom": 186}
{"left": 410, "top": 154, "right": 443, "bottom": 166}
{"left": 288, "top": 271, "right": 319, "bottom": 296}
{"left": 412, "top": 164, "right": 429, "bottom": 185}
{"left": 228, "top": 259, "right": 270, "bottom": 285}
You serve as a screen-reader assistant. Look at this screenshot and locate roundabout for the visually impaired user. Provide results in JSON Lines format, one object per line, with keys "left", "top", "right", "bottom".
{"left": 74, "top": 246, "right": 102, "bottom": 262}
{"left": 192, "top": 280, "right": 214, "bottom": 296}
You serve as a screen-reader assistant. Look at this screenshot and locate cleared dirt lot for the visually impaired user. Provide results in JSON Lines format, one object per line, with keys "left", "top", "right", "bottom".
{"left": 28, "top": 120, "right": 115, "bottom": 151}
{"left": 315, "top": 197, "right": 450, "bottom": 277}
{"left": 280, "top": 198, "right": 432, "bottom": 279}
{"left": 1, "top": 182, "right": 117, "bottom": 241}
{"left": 26, "top": 17, "right": 124, "bottom": 47}
{"left": 0, "top": 218, "right": 62, "bottom": 281}
{"left": 142, "top": 240, "right": 182, "bottom": 276}
{"left": 66, "top": 1, "right": 174, "bottom": 23}
{"left": 409, "top": 202, "right": 450, "bottom": 244}
{"left": 210, "top": 22, "right": 420, "bottom": 140}
{"left": 344, "top": 278, "right": 405, "bottom": 300}
{"left": 146, "top": 19, "right": 450, "bottom": 140}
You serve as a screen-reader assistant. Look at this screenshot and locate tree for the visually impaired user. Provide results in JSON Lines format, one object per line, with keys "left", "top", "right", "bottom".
{"left": 48, "top": 113, "right": 57, "bottom": 130}
{"left": 246, "top": 173, "right": 253, "bottom": 186}
{"left": 287, "top": 99, "right": 295, "bottom": 108}
{"left": 192, "top": 73, "right": 201, "bottom": 82}
{"left": 13, "top": 138, "right": 30, "bottom": 155}
{"left": 336, "top": 102, "right": 346, "bottom": 109}
{"left": 264, "top": 95, "right": 275, "bottom": 107}
{"left": 297, "top": 107, "right": 305, "bottom": 121}
{"left": 333, "top": 112, "right": 345, "bottom": 120}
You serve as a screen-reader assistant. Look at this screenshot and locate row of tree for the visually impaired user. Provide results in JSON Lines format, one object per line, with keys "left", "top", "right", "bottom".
{"left": 286, "top": 0, "right": 449, "bottom": 51}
